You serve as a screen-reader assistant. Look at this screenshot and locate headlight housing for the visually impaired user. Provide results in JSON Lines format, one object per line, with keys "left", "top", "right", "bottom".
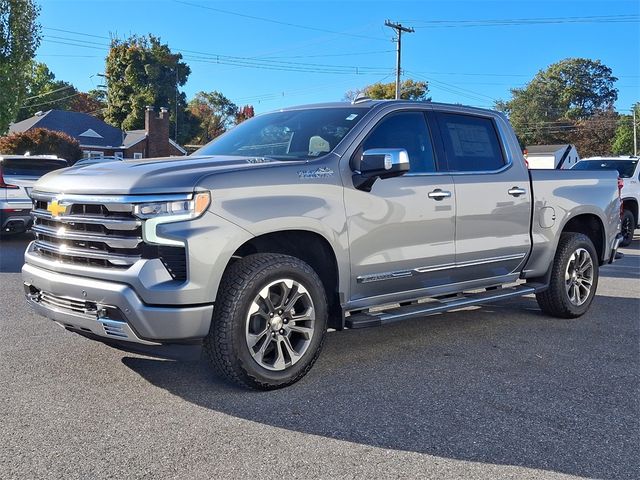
{"left": 134, "top": 192, "right": 210, "bottom": 220}
{"left": 135, "top": 192, "right": 210, "bottom": 246}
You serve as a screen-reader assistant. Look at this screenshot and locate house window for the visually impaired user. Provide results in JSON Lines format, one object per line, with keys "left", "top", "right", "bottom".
{"left": 82, "top": 150, "right": 104, "bottom": 159}
{"left": 114, "top": 152, "right": 123, "bottom": 160}
{"left": 133, "top": 153, "right": 143, "bottom": 159}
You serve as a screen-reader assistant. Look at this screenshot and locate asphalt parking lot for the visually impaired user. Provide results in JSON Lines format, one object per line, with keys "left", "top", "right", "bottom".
{"left": 1, "top": 233, "right": 638, "bottom": 479}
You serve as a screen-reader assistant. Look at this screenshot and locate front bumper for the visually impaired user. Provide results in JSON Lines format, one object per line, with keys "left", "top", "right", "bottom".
{"left": 22, "top": 263, "right": 214, "bottom": 344}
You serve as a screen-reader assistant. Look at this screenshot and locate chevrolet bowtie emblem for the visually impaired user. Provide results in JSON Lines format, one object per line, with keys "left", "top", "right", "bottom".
{"left": 47, "top": 200, "right": 69, "bottom": 217}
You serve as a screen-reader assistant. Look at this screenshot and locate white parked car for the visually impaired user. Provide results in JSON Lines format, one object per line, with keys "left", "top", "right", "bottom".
{"left": 572, "top": 156, "right": 639, "bottom": 246}
{"left": 0, "top": 155, "right": 68, "bottom": 235}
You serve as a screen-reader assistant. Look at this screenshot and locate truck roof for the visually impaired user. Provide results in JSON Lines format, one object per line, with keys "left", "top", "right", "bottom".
{"left": 278, "top": 99, "right": 498, "bottom": 116}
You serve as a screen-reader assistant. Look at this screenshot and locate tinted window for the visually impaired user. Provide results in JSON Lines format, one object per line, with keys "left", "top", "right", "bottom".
{"left": 436, "top": 113, "right": 505, "bottom": 172}
{"left": 361, "top": 112, "right": 436, "bottom": 174}
{"left": 571, "top": 159, "right": 638, "bottom": 178}
{"left": 195, "top": 107, "right": 368, "bottom": 160}
{"left": 1, "top": 158, "right": 67, "bottom": 176}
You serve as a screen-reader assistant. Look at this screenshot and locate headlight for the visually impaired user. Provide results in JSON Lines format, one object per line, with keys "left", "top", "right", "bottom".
{"left": 135, "top": 192, "right": 210, "bottom": 246}
{"left": 134, "top": 192, "right": 210, "bottom": 220}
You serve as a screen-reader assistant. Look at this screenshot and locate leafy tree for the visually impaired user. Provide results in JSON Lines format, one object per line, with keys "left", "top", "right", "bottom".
{"left": 497, "top": 58, "right": 618, "bottom": 146}
{"left": 187, "top": 91, "right": 239, "bottom": 144}
{"left": 235, "top": 105, "right": 255, "bottom": 124}
{"left": 0, "top": 0, "right": 41, "bottom": 134}
{"left": 344, "top": 79, "right": 430, "bottom": 102}
{"left": 568, "top": 109, "right": 618, "bottom": 157}
{"left": 611, "top": 104, "right": 639, "bottom": 155}
{"left": 0, "top": 128, "right": 82, "bottom": 161}
{"left": 104, "top": 34, "right": 191, "bottom": 142}
{"left": 68, "top": 89, "right": 107, "bottom": 118}
{"left": 18, "top": 62, "right": 77, "bottom": 120}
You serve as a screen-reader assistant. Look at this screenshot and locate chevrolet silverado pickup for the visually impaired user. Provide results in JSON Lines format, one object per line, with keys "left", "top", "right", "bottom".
{"left": 22, "top": 100, "right": 623, "bottom": 389}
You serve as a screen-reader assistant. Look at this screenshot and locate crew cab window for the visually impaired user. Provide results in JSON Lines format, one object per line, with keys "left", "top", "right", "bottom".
{"left": 436, "top": 113, "right": 505, "bottom": 172}
{"left": 361, "top": 112, "right": 436, "bottom": 174}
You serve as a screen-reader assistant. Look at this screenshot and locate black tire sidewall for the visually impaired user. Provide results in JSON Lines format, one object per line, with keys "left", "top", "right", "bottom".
{"left": 226, "top": 256, "right": 327, "bottom": 387}
{"left": 551, "top": 234, "right": 599, "bottom": 317}
{"left": 621, "top": 210, "right": 634, "bottom": 247}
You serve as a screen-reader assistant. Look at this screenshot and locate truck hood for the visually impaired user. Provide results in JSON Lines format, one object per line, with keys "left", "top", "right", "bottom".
{"left": 33, "top": 155, "right": 303, "bottom": 195}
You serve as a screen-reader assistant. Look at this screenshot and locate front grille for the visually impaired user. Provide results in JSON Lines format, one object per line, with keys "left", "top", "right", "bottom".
{"left": 30, "top": 193, "right": 187, "bottom": 280}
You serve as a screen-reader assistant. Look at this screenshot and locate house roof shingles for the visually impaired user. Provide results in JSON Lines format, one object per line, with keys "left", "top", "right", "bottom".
{"left": 9, "top": 110, "right": 124, "bottom": 148}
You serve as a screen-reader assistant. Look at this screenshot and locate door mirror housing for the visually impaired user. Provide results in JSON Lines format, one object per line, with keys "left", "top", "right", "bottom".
{"left": 353, "top": 148, "right": 410, "bottom": 191}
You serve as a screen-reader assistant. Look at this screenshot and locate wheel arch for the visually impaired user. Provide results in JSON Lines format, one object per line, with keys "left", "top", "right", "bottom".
{"left": 229, "top": 229, "right": 343, "bottom": 329}
{"left": 560, "top": 213, "right": 606, "bottom": 264}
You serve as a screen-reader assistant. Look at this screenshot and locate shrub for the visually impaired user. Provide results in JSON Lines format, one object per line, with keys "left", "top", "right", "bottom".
{"left": 0, "top": 128, "right": 82, "bottom": 163}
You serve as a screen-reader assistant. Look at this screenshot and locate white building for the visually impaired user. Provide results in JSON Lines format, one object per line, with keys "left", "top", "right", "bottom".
{"left": 525, "top": 144, "right": 580, "bottom": 169}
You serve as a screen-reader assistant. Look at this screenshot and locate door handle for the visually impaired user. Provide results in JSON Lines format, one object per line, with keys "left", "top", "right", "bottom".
{"left": 508, "top": 187, "right": 526, "bottom": 197}
{"left": 428, "top": 189, "right": 452, "bottom": 200}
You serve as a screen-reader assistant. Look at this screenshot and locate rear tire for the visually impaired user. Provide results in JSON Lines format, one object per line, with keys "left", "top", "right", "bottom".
{"left": 204, "top": 253, "right": 327, "bottom": 390}
{"left": 620, "top": 209, "right": 635, "bottom": 247}
{"left": 536, "top": 233, "right": 599, "bottom": 319}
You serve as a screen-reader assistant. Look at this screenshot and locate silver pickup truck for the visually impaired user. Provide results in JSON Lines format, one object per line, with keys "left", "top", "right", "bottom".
{"left": 22, "top": 100, "right": 622, "bottom": 389}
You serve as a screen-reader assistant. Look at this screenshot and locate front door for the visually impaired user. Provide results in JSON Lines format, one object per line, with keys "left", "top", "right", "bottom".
{"left": 344, "top": 111, "right": 456, "bottom": 303}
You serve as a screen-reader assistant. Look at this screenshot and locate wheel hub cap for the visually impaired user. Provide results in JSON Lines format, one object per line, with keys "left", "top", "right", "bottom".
{"left": 245, "top": 278, "right": 316, "bottom": 371}
{"left": 564, "top": 247, "right": 594, "bottom": 306}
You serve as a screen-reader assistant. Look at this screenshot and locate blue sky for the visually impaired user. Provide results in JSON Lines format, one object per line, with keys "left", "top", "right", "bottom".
{"left": 36, "top": 0, "right": 639, "bottom": 114}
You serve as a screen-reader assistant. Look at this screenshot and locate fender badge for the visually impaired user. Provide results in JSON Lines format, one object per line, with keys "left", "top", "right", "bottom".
{"left": 297, "top": 167, "right": 334, "bottom": 179}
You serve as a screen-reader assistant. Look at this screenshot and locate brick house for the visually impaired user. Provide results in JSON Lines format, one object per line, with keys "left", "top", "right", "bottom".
{"left": 9, "top": 107, "right": 186, "bottom": 160}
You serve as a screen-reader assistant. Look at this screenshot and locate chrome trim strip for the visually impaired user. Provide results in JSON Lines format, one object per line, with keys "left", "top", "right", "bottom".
{"left": 34, "top": 239, "right": 141, "bottom": 265}
{"left": 32, "top": 224, "right": 142, "bottom": 249}
{"left": 32, "top": 210, "right": 141, "bottom": 230}
{"left": 357, "top": 253, "right": 527, "bottom": 283}
{"left": 30, "top": 191, "right": 193, "bottom": 204}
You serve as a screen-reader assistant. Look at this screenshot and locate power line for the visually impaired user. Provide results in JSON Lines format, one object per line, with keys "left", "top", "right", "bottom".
{"left": 172, "top": 0, "right": 388, "bottom": 42}
{"left": 402, "top": 14, "right": 640, "bottom": 28}
{"left": 20, "top": 92, "right": 83, "bottom": 109}
{"left": 23, "top": 84, "right": 75, "bottom": 101}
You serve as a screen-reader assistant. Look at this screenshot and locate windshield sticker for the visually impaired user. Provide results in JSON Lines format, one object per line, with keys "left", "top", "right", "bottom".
{"left": 297, "top": 167, "right": 334, "bottom": 179}
{"left": 346, "top": 114, "right": 358, "bottom": 121}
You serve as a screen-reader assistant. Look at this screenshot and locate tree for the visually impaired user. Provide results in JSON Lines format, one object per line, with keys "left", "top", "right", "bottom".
{"left": 18, "top": 62, "right": 78, "bottom": 120}
{"left": 497, "top": 58, "right": 618, "bottom": 146}
{"left": 344, "top": 79, "right": 430, "bottom": 102}
{"left": 0, "top": 128, "right": 82, "bottom": 161}
{"left": 0, "top": 0, "right": 41, "bottom": 134}
{"left": 187, "top": 91, "right": 239, "bottom": 144}
{"left": 104, "top": 34, "right": 191, "bottom": 143}
{"left": 68, "top": 89, "right": 107, "bottom": 118}
{"left": 235, "top": 105, "right": 255, "bottom": 124}
{"left": 611, "top": 104, "right": 639, "bottom": 155}
{"left": 568, "top": 109, "right": 618, "bottom": 157}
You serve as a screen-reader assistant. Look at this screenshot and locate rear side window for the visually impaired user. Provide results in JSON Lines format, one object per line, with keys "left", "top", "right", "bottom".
{"left": 361, "top": 112, "right": 437, "bottom": 174}
{"left": 1, "top": 158, "right": 67, "bottom": 176}
{"left": 436, "top": 113, "right": 505, "bottom": 172}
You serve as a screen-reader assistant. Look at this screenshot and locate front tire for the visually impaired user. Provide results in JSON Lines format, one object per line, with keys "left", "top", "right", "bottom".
{"left": 620, "top": 209, "right": 635, "bottom": 247}
{"left": 205, "top": 253, "right": 327, "bottom": 390}
{"left": 536, "top": 233, "right": 599, "bottom": 318}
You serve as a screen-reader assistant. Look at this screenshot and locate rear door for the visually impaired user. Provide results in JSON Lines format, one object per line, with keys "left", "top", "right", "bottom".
{"left": 431, "top": 111, "right": 532, "bottom": 282}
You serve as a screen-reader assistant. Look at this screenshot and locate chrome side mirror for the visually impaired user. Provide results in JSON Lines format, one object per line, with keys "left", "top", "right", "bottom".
{"left": 353, "top": 148, "right": 410, "bottom": 191}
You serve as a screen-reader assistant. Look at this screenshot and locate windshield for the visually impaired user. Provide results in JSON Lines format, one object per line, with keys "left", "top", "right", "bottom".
{"left": 194, "top": 107, "right": 369, "bottom": 160}
{"left": 1, "top": 158, "right": 68, "bottom": 176}
{"left": 572, "top": 159, "right": 638, "bottom": 178}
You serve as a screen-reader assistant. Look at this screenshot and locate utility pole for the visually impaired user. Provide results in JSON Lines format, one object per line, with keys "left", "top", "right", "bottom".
{"left": 385, "top": 20, "right": 414, "bottom": 100}
{"left": 175, "top": 64, "right": 179, "bottom": 142}
{"left": 633, "top": 106, "right": 637, "bottom": 157}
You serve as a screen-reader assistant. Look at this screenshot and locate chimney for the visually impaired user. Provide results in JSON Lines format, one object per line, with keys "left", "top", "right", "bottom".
{"left": 145, "top": 106, "right": 171, "bottom": 158}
